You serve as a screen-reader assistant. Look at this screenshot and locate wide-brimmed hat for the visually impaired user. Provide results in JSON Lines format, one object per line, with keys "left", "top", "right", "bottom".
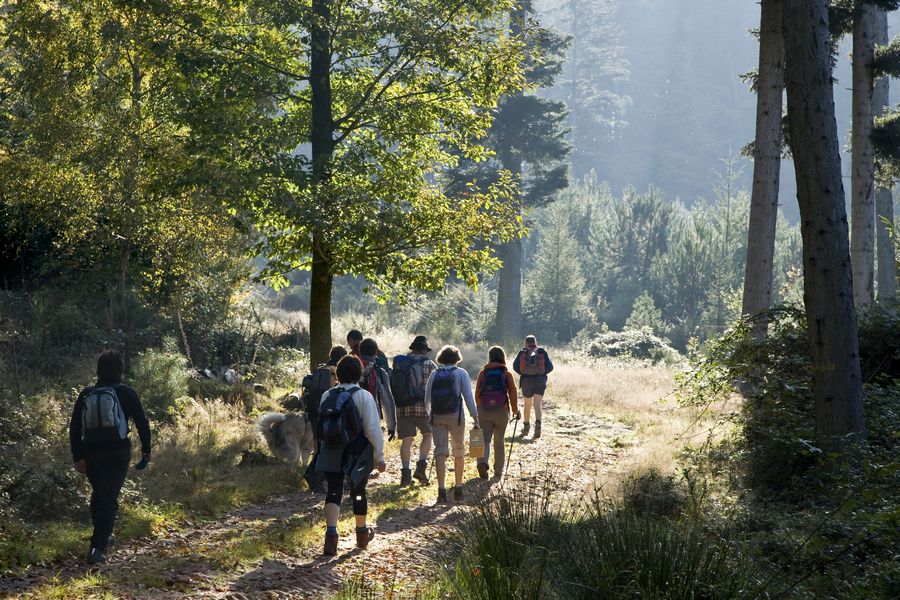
{"left": 409, "top": 335, "right": 432, "bottom": 352}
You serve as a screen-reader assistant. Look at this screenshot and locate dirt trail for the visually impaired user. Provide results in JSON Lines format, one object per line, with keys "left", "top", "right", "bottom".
{"left": 0, "top": 403, "right": 633, "bottom": 599}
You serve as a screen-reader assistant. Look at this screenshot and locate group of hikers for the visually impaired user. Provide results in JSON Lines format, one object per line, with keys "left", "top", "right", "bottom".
{"left": 68, "top": 333, "right": 553, "bottom": 563}
{"left": 299, "top": 331, "right": 553, "bottom": 554}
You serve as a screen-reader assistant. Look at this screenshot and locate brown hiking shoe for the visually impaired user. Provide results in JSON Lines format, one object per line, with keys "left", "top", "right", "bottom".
{"left": 477, "top": 462, "right": 489, "bottom": 479}
{"left": 355, "top": 527, "right": 374, "bottom": 549}
{"left": 323, "top": 532, "right": 339, "bottom": 556}
{"left": 400, "top": 468, "right": 412, "bottom": 486}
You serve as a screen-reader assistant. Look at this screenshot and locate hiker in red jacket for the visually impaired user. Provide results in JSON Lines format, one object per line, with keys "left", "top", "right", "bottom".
{"left": 474, "top": 346, "right": 519, "bottom": 479}
{"left": 512, "top": 335, "right": 554, "bottom": 439}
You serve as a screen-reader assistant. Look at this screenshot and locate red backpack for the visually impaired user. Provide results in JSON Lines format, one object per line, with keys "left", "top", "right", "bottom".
{"left": 519, "top": 348, "right": 547, "bottom": 376}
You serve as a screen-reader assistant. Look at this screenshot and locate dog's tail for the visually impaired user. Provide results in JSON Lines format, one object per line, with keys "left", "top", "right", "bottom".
{"left": 257, "top": 412, "right": 287, "bottom": 450}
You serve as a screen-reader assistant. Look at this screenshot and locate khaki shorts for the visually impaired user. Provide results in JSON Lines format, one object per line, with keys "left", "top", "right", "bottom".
{"left": 397, "top": 415, "right": 432, "bottom": 439}
{"left": 431, "top": 412, "right": 466, "bottom": 459}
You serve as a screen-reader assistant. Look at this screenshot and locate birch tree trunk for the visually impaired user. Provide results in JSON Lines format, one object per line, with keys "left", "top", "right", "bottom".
{"left": 873, "top": 7, "right": 897, "bottom": 300}
{"left": 742, "top": 0, "right": 784, "bottom": 338}
{"left": 782, "top": 0, "right": 866, "bottom": 445}
{"left": 851, "top": 2, "right": 877, "bottom": 308}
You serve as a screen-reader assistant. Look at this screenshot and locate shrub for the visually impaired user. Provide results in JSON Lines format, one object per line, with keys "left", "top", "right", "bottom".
{"left": 587, "top": 328, "right": 681, "bottom": 364}
{"left": 129, "top": 340, "right": 190, "bottom": 421}
{"left": 620, "top": 468, "right": 685, "bottom": 518}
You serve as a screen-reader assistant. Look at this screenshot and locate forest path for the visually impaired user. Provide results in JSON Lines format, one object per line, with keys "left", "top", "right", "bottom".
{"left": 1, "top": 400, "right": 635, "bottom": 599}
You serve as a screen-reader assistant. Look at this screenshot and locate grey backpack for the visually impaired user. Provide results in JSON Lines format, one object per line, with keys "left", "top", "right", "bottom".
{"left": 81, "top": 386, "right": 128, "bottom": 444}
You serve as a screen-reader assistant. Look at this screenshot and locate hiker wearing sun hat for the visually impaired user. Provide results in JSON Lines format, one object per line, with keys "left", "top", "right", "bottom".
{"left": 512, "top": 335, "right": 554, "bottom": 439}
{"left": 390, "top": 336, "right": 437, "bottom": 485}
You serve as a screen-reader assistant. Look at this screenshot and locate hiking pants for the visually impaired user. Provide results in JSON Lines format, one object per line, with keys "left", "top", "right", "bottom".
{"left": 324, "top": 472, "right": 369, "bottom": 515}
{"left": 84, "top": 447, "right": 131, "bottom": 553}
{"left": 477, "top": 407, "right": 509, "bottom": 473}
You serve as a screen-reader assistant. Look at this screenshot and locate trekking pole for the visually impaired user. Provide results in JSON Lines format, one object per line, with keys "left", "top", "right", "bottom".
{"left": 501, "top": 414, "right": 520, "bottom": 489}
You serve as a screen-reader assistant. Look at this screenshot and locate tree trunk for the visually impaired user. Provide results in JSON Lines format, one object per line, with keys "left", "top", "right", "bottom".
{"left": 851, "top": 2, "right": 877, "bottom": 308}
{"left": 873, "top": 8, "right": 897, "bottom": 301}
{"left": 742, "top": 0, "right": 784, "bottom": 339}
{"left": 308, "top": 0, "right": 335, "bottom": 368}
{"left": 782, "top": 0, "right": 866, "bottom": 445}
{"left": 495, "top": 154, "right": 524, "bottom": 343}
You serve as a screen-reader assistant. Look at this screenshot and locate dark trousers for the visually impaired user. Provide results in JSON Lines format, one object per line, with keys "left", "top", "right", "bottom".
{"left": 84, "top": 447, "right": 130, "bottom": 552}
{"left": 324, "top": 471, "right": 369, "bottom": 515}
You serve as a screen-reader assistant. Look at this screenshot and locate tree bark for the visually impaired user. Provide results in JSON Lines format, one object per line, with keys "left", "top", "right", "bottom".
{"left": 495, "top": 154, "right": 524, "bottom": 343}
{"left": 782, "top": 0, "right": 865, "bottom": 444}
{"left": 308, "top": 0, "right": 335, "bottom": 369}
{"left": 873, "top": 8, "right": 897, "bottom": 300}
{"left": 742, "top": 0, "right": 784, "bottom": 338}
{"left": 851, "top": 2, "right": 877, "bottom": 308}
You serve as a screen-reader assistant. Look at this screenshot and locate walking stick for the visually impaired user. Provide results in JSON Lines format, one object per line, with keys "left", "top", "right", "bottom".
{"left": 501, "top": 414, "right": 520, "bottom": 488}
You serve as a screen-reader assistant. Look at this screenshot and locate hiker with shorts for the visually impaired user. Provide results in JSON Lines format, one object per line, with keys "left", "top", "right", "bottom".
{"left": 425, "top": 345, "right": 479, "bottom": 503}
{"left": 357, "top": 338, "right": 397, "bottom": 440}
{"left": 391, "top": 336, "right": 437, "bottom": 486}
{"left": 69, "top": 350, "right": 152, "bottom": 564}
{"left": 474, "top": 346, "right": 519, "bottom": 479}
{"left": 310, "top": 355, "right": 386, "bottom": 556}
{"left": 512, "top": 335, "right": 554, "bottom": 439}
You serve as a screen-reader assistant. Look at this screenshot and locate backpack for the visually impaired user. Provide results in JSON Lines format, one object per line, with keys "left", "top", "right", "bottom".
{"left": 479, "top": 367, "right": 509, "bottom": 409}
{"left": 301, "top": 364, "right": 333, "bottom": 421}
{"left": 318, "top": 386, "right": 363, "bottom": 447}
{"left": 81, "top": 386, "right": 128, "bottom": 444}
{"left": 519, "top": 348, "right": 547, "bottom": 376}
{"left": 430, "top": 367, "right": 462, "bottom": 415}
{"left": 391, "top": 355, "right": 426, "bottom": 408}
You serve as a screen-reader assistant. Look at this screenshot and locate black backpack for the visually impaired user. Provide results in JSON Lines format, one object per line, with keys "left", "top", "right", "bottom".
{"left": 301, "top": 364, "right": 333, "bottom": 421}
{"left": 391, "top": 355, "right": 426, "bottom": 408}
{"left": 430, "top": 367, "right": 461, "bottom": 415}
{"left": 318, "top": 386, "right": 363, "bottom": 447}
{"left": 81, "top": 386, "right": 128, "bottom": 444}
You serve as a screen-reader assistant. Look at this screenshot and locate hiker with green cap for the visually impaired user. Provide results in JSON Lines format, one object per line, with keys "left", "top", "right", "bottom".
{"left": 390, "top": 335, "right": 437, "bottom": 486}
{"left": 425, "top": 345, "right": 479, "bottom": 503}
{"left": 512, "top": 335, "right": 553, "bottom": 439}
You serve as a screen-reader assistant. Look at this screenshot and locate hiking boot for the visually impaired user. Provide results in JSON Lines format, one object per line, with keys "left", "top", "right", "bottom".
{"left": 436, "top": 488, "right": 448, "bottom": 504}
{"left": 355, "top": 526, "right": 374, "bottom": 549}
{"left": 106, "top": 534, "right": 116, "bottom": 550}
{"left": 413, "top": 459, "right": 429, "bottom": 484}
{"left": 522, "top": 421, "right": 530, "bottom": 437}
{"left": 86, "top": 547, "right": 107, "bottom": 565}
{"left": 477, "top": 462, "right": 489, "bottom": 479}
{"left": 323, "top": 532, "right": 339, "bottom": 556}
{"left": 533, "top": 420, "right": 542, "bottom": 440}
{"left": 400, "top": 468, "right": 412, "bottom": 486}
{"left": 453, "top": 486, "right": 464, "bottom": 502}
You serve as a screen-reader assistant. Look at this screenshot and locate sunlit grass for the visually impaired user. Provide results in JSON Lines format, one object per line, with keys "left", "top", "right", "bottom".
{"left": 20, "top": 572, "right": 115, "bottom": 600}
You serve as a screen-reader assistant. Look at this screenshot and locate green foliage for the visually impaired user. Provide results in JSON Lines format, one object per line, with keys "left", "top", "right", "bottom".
{"left": 625, "top": 291, "right": 668, "bottom": 338}
{"left": 586, "top": 328, "right": 680, "bottom": 364}
{"left": 129, "top": 341, "right": 190, "bottom": 421}
{"left": 523, "top": 202, "right": 590, "bottom": 343}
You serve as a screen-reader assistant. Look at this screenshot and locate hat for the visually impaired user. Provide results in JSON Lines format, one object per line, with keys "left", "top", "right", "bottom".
{"left": 409, "top": 335, "right": 432, "bottom": 352}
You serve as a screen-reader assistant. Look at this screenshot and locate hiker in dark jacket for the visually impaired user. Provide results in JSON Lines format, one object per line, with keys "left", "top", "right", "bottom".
{"left": 69, "top": 350, "right": 152, "bottom": 565}
{"left": 347, "top": 329, "right": 390, "bottom": 372}
{"left": 357, "top": 338, "right": 397, "bottom": 437}
{"left": 474, "top": 346, "right": 519, "bottom": 479}
{"left": 312, "top": 355, "right": 386, "bottom": 556}
{"left": 512, "top": 335, "right": 554, "bottom": 439}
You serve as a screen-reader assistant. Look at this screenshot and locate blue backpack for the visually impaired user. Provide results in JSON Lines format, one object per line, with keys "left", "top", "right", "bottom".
{"left": 318, "top": 387, "right": 363, "bottom": 447}
{"left": 430, "top": 367, "right": 461, "bottom": 415}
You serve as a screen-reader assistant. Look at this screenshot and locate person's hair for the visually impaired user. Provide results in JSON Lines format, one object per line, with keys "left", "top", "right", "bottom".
{"left": 488, "top": 346, "right": 506, "bottom": 364}
{"left": 437, "top": 345, "right": 462, "bottom": 365}
{"left": 97, "top": 350, "right": 125, "bottom": 383}
{"left": 524, "top": 335, "right": 537, "bottom": 345}
{"left": 346, "top": 330, "right": 363, "bottom": 343}
{"left": 359, "top": 337, "right": 379, "bottom": 357}
{"left": 329, "top": 345, "right": 348, "bottom": 363}
{"left": 336, "top": 355, "right": 363, "bottom": 383}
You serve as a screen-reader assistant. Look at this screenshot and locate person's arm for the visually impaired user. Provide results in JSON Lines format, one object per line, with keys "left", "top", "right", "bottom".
{"left": 506, "top": 372, "right": 519, "bottom": 416}
{"left": 424, "top": 370, "right": 435, "bottom": 415}
{"left": 357, "top": 390, "right": 385, "bottom": 465}
{"left": 474, "top": 370, "right": 485, "bottom": 406}
{"left": 69, "top": 393, "right": 85, "bottom": 463}
{"left": 124, "top": 388, "right": 152, "bottom": 457}
{"left": 512, "top": 351, "right": 523, "bottom": 375}
{"left": 543, "top": 350, "right": 554, "bottom": 374}
{"left": 458, "top": 369, "right": 478, "bottom": 421}
{"left": 378, "top": 369, "right": 397, "bottom": 432}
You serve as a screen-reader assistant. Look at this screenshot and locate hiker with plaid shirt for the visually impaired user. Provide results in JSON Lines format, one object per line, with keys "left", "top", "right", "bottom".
{"left": 390, "top": 336, "right": 437, "bottom": 485}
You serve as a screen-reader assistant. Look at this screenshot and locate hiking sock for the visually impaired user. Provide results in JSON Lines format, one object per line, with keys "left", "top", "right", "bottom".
{"left": 355, "top": 525, "right": 368, "bottom": 534}
{"left": 326, "top": 525, "right": 338, "bottom": 536}
{"left": 402, "top": 460, "right": 410, "bottom": 470}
